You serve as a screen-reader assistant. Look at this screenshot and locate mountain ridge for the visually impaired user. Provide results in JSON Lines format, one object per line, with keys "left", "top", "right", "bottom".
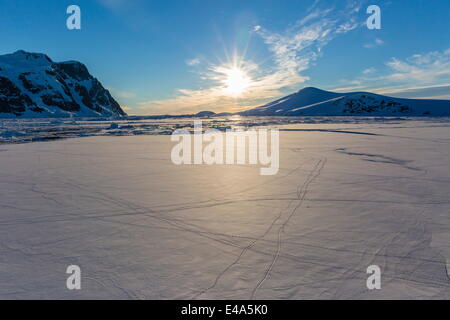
{"left": 239, "top": 87, "right": 450, "bottom": 116}
{"left": 0, "top": 50, "right": 126, "bottom": 118}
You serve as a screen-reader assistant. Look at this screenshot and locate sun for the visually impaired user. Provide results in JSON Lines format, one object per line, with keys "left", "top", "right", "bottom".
{"left": 221, "top": 67, "right": 252, "bottom": 97}
{"left": 212, "top": 54, "right": 255, "bottom": 97}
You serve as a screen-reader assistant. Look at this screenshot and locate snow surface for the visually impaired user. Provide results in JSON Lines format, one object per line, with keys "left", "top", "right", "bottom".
{"left": 1, "top": 118, "right": 450, "bottom": 299}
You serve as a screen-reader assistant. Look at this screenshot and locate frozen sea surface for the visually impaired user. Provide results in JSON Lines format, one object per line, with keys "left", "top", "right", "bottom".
{"left": 2, "top": 115, "right": 449, "bottom": 143}
{"left": 1, "top": 118, "right": 450, "bottom": 299}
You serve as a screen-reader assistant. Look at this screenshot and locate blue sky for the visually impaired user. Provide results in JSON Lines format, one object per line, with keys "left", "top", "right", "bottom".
{"left": 0, "top": 0, "right": 449, "bottom": 115}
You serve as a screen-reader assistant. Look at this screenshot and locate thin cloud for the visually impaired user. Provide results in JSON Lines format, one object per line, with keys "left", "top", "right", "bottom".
{"left": 364, "top": 38, "right": 384, "bottom": 48}
{"left": 381, "top": 84, "right": 450, "bottom": 100}
{"left": 186, "top": 58, "right": 201, "bottom": 66}
{"left": 331, "top": 48, "right": 450, "bottom": 99}
{"left": 386, "top": 49, "right": 450, "bottom": 83}
{"left": 362, "top": 67, "right": 377, "bottom": 74}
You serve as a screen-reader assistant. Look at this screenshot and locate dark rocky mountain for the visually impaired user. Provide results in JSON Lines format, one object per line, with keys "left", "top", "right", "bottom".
{"left": 240, "top": 87, "right": 450, "bottom": 116}
{"left": 0, "top": 50, "right": 126, "bottom": 117}
{"left": 195, "top": 111, "right": 216, "bottom": 117}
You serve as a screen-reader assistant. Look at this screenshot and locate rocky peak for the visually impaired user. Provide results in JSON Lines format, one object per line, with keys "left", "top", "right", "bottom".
{"left": 0, "top": 50, "right": 53, "bottom": 69}
{"left": 0, "top": 50, "right": 126, "bottom": 118}
{"left": 54, "top": 61, "right": 91, "bottom": 81}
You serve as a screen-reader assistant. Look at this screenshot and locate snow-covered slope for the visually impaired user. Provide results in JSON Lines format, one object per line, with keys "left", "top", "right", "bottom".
{"left": 240, "top": 87, "right": 450, "bottom": 116}
{"left": 0, "top": 50, "right": 126, "bottom": 118}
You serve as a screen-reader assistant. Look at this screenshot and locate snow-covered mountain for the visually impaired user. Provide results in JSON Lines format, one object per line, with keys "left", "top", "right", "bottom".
{"left": 240, "top": 87, "right": 450, "bottom": 116}
{"left": 0, "top": 50, "right": 126, "bottom": 118}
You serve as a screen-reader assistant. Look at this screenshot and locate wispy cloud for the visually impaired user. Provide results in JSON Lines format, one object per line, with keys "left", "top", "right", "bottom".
{"left": 186, "top": 58, "right": 201, "bottom": 66}
{"left": 386, "top": 49, "right": 450, "bottom": 83}
{"left": 381, "top": 84, "right": 450, "bottom": 100}
{"left": 331, "top": 48, "right": 450, "bottom": 99}
{"left": 138, "top": 1, "right": 364, "bottom": 115}
{"left": 362, "top": 67, "right": 377, "bottom": 74}
{"left": 364, "top": 38, "right": 384, "bottom": 48}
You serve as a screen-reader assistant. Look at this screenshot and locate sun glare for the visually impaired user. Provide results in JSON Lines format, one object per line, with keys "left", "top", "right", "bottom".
{"left": 221, "top": 67, "right": 252, "bottom": 97}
